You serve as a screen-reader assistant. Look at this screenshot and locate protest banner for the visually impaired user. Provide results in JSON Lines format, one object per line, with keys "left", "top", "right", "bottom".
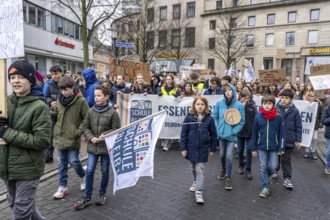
{"left": 310, "top": 64, "right": 330, "bottom": 76}
{"left": 258, "top": 69, "right": 286, "bottom": 86}
{"left": 118, "top": 94, "right": 317, "bottom": 148}
{"left": 104, "top": 110, "right": 167, "bottom": 194}
{"left": 110, "top": 58, "right": 150, "bottom": 83}
{"left": 309, "top": 75, "right": 330, "bottom": 91}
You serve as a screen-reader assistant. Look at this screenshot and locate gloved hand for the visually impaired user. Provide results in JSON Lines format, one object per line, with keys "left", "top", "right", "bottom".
{"left": 0, "top": 117, "right": 8, "bottom": 127}
{"left": 158, "top": 93, "right": 163, "bottom": 97}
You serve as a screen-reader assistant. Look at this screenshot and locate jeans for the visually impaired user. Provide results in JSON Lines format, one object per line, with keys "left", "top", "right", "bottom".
{"left": 57, "top": 149, "right": 85, "bottom": 187}
{"left": 237, "top": 137, "right": 252, "bottom": 170}
{"left": 85, "top": 153, "right": 110, "bottom": 198}
{"left": 5, "top": 179, "right": 45, "bottom": 220}
{"left": 190, "top": 162, "right": 205, "bottom": 192}
{"left": 258, "top": 150, "right": 278, "bottom": 189}
{"left": 326, "top": 138, "right": 330, "bottom": 168}
{"left": 219, "top": 139, "right": 235, "bottom": 178}
{"left": 279, "top": 148, "right": 292, "bottom": 179}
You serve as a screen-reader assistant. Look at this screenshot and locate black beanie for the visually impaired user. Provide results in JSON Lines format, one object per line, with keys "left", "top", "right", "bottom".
{"left": 8, "top": 60, "right": 36, "bottom": 85}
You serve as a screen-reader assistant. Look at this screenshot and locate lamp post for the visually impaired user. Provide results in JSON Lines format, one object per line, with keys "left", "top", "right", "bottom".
{"left": 110, "top": 28, "right": 118, "bottom": 59}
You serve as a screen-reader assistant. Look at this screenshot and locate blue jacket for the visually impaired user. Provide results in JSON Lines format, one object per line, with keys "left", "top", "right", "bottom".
{"left": 82, "top": 68, "right": 99, "bottom": 107}
{"left": 212, "top": 84, "right": 245, "bottom": 142}
{"left": 180, "top": 114, "right": 217, "bottom": 162}
{"left": 109, "top": 83, "right": 130, "bottom": 105}
{"left": 203, "top": 87, "right": 223, "bottom": 95}
{"left": 43, "top": 79, "right": 52, "bottom": 97}
{"left": 322, "top": 104, "right": 330, "bottom": 139}
{"left": 249, "top": 112, "right": 285, "bottom": 152}
{"left": 276, "top": 102, "right": 302, "bottom": 148}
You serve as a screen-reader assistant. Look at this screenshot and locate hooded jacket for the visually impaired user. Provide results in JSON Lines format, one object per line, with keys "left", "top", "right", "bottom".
{"left": 82, "top": 68, "right": 99, "bottom": 107}
{"left": 238, "top": 100, "right": 258, "bottom": 138}
{"left": 212, "top": 84, "right": 245, "bottom": 142}
{"left": 0, "top": 85, "right": 51, "bottom": 181}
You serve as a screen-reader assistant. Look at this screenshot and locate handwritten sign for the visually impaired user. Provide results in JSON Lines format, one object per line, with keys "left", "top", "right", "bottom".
{"left": 310, "top": 64, "right": 330, "bottom": 76}
{"left": 258, "top": 69, "right": 286, "bottom": 86}
{"left": 0, "top": 0, "right": 25, "bottom": 59}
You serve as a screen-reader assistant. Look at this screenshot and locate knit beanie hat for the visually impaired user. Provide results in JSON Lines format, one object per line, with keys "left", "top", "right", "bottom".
{"left": 8, "top": 60, "right": 36, "bottom": 85}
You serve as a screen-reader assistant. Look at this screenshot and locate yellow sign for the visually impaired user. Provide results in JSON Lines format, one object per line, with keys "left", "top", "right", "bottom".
{"left": 155, "top": 53, "right": 185, "bottom": 58}
{"left": 309, "top": 47, "right": 330, "bottom": 54}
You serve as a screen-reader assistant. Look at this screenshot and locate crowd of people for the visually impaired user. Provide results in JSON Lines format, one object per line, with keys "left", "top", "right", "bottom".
{"left": 0, "top": 60, "right": 330, "bottom": 218}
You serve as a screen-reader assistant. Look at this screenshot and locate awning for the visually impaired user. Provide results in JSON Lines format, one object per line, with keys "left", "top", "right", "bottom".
{"left": 150, "top": 59, "right": 194, "bottom": 73}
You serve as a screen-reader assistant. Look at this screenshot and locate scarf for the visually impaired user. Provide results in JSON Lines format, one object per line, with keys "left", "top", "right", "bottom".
{"left": 260, "top": 107, "right": 277, "bottom": 120}
{"left": 58, "top": 88, "right": 79, "bottom": 107}
{"left": 93, "top": 101, "right": 111, "bottom": 113}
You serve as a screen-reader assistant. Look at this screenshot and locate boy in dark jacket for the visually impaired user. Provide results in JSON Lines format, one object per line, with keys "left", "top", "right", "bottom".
{"left": 237, "top": 90, "right": 258, "bottom": 180}
{"left": 321, "top": 103, "right": 330, "bottom": 174}
{"left": 275, "top": 89, "right": 302, "bottom": 189}
{"left": 250, "top": 95, "right": 285, "bottom": 198}
{"left": 203, "top": 77, "right": 223, "bottom": 95}
{"left": 0, "top": 60, "right": 51, "bottom": 219}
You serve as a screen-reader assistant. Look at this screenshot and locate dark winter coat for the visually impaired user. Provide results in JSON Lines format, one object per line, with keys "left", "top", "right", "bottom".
{"left": 45, "top": 80, "right": 61, "bottom": 107}
{"left": 131, "top": 84, "right": 151, "bottom": 94}
{"left": 203, "top": 87, "right": 223, "bottom": 95}
{"left": 276, "top": 102, "right": 302, "bottom": 148}
{"left": 180, "top": 114, "right": 217, "bottom": 163}
{"left": 249, "top": 112, "right": 285, "bottom": 152}
{"left": 84, "top": 106, "right": 121, "bottom": 155}
{"left": 110, "top": 83, "right": 130, "bottom": 105}
{"left": 238, "top": 100, "right": 258, "bottom": 138}
{"left": 321, "top": 104, "right": 330, "bottom": 139}
{"left": 0, "top": 85, "right": 51, "bottom": 181}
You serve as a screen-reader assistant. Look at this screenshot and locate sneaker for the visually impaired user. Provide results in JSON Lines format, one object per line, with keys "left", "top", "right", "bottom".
{"left": 195, "top": 191, "right": 204, "bottom": 204}
{"left": 259, "top": 188, "right": 270, "bottom": 198}
{"left": 80, "top": 176, "right": 86, "bottom": 191}
{"left": 245, "top": 169, "right": 253, "bottom": 180}
{"left": 237, "top": 167, "right": 244, "bottom": 175}
{"left": 311, "top": 152, "right": 318, "bottom": 160}
{"left": 162, "top": 146, "right": 169, "bottom": 151}
{"left": 95, "top": 193, "right": 106, "bottom": 205}
{"left": 74, "top": 197, "right": 92, "bottom": 210}
{"left": 53, "top": 186, "right": 68, "bottom": 199}
{"left": 189, "top": 182, "right": 196, "bottom": 192}
{"left": 325, "top": 167, "right": 330, "bottom": 175}
{"left": 217, "top": 169, "right": 226, "bottom": 180}
{"left": 283, "top": 178, "right": 293, "bottom": 189}
{"left": 271, "top": 172, "right": 278, "bottom": 179}
{"left": 303, "top": 152, "right": 309, "bottom": 158}
{"left": 224, "top": 178, "right": 233, "bottom": 190}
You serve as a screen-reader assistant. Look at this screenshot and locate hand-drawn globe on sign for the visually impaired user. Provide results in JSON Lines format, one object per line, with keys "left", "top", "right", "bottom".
{"left": 224, "top": 109, "right": 241, "bottom": 125}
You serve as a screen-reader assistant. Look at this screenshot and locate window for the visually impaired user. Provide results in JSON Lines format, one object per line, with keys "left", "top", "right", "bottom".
{"left": 147, "top": 31, "right": 154, "bottom": 50}
{"left": 147, "top": 8, "right": 154, "bottom": 23}
{"left": 230, "top": 36, "right": 236, "bottom": 48}
{"left": 216, "top": 1, "right": 222, "bottom": 9}
{"left": 308, "top": 30, "right": 318, "bottom": 44}
{"left": 251, "top": 0, "right": 257, "bottom": 4}
{"left": 246, "top": 35, "right": 255, "bottom": 47}
{"left": 69, "top": 22, "right": 74, "bottom": 38}
{"left": 173, "top": 4, "right": 181, "bottom": 19}
{"left": 288, "top": 11, "right": 296, "bottom": 23}
{"left": 37, "top": 8, "right": 45, "bottom": 28}
{"left": 171, "top": 29, "right": 180, "bottom": 48}
{"left": 286, "top": 32, "right": 295, "bottom": 45}
{"left": 64, "top": 20, "right": 69, "bottom": 36}
{"left": 28, "top": 4, "right": 36, "bottom": 25}
{"left": 160, "top": 6, "right": 167, "bottom": 20}
{"left": 248, "top": 16, "right": 255, "bottom": 26}
{"left": 187, "top": 2, "right": 195, "bottom": 17}
{"left": 74, "top": 24, "right": 80, "bottom": 40}
{"left": 208, "top": 59, "right": 215, "bottom": 70}
{"left": 23, "top": 1, "right": 27, "bottom": 22}
{"left": 310, "top": 9, "right": 320, "bottom": 21}
{"left": 233, "top": 0, "right": 240, "bottom": 7}
{"left": 128, "top": 21, "right": 133, "bottom": 32}
{"left": 185, "top": 27, "right": 195, "bottom": 47}
{"left": 56, "top": 16, "right": 63, "bottom": 34}
{"left": 209, "top": 38, "right": 215, "bottom": 49}
{"left": 263, "top": 57, "right": 273, "bottom": 69}
{"left": 159, "top": 30, "right": 167, "bottom": 48}
{"left": 265, "top": 33, "right": 274, "bottom": 46}
{"left": 230, "top": 18, "right": 237, "bottom": 28}
{"left": 210, "top": 20, "right": 216, "bottom": 30}
{"left": 267, "top": 14, "right": 275, "bottom": 24}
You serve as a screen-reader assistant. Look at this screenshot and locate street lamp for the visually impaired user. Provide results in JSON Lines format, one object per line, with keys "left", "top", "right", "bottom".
{"left": 110, "top": 28, "right": 118, "bottom": 59}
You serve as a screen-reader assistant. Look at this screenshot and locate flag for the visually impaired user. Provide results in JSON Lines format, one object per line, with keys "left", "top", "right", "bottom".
{"left": 227, "top": 63, "right": 234, "bottom": 77}
{"left": 104, "top": 110, "right": 167, "bottom": 194}
{"left": 244, "top": 59, "right": 255, "bottom": 82}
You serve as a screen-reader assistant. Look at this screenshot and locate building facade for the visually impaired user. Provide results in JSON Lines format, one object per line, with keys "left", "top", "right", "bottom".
{"left": 20, "top": 0, "right": 93, "bottom": 75}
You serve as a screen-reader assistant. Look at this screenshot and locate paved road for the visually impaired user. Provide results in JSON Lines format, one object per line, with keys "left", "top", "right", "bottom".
{"left": 1, "top": 142, "right": 329, "bottom": 220}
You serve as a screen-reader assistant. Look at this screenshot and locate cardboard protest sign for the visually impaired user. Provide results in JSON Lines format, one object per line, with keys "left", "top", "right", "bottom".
{"left": 110, "top": 58, "right": 150, "bottom": 83}
{"left": 258, "top": 69, "right": 286, "bottom": 86}
{"left": 310, "top": 64, "right": 330, "bottom": 76}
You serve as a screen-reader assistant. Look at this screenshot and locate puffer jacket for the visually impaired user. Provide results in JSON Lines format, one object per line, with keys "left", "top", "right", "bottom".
{"left": 53, "top": 92, "right": 89, "bottom": 150}
{"left": 0, "top": 86, "right": 51, "bottom": 181}
{"left": 238, "top": 100, "right": 258, "bottom": 138}
{"left": 84, "top": 106, "right": 121, "bottom": 155}
{"left": 82, "top": 68, "right": 99, "bottom": 107}
{"left": 180, "top": 114, "right": 217, "bottom": 162}
{"left": 45, "top": 80, "right": 61, "bottom": 107}
{"left": 110, "top": 83, "right": 130, "bottom": 105}
{"left": 212, "top": 84, "right": 245, "bottom": 142}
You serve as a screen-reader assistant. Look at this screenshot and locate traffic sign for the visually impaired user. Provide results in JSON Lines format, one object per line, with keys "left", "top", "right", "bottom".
{"left": 115, "top": 42, "right": 134, "bottom": 48}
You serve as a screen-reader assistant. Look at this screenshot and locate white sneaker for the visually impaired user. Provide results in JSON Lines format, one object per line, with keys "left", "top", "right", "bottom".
{"left": 53, "top": 186, "right": 68, "bottom": 199}
{"left": 162, "top": 146, "right": 169, "bottom": 151}
{"left": 189, "top": 182, "right": 196, "bottom": 192}
{"left": 80, "top": 176, "right": 86, "bottom": 191}
{"left": 195, "top": 192, "right": 204, "bottom": 204}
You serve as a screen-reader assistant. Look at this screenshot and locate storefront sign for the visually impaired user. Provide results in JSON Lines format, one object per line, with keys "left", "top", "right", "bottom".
{"left": 309, "top": 47, "right": 330, "bottom": 55}
{"left": 258, "top": 69, "right": 286, "bottom": 86}
{"left": 55, "top": 37, "right": 75, "bottom": 49}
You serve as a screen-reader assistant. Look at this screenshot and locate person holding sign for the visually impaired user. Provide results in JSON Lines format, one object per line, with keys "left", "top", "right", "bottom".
{"left": 0, "top": 60, "right": 51, "bottom": 219}
{"left": 180, "top": 96, "right": 217, "bottom": 204}
{"left": 212, "top": 84, "right": 245, "bottom": 190}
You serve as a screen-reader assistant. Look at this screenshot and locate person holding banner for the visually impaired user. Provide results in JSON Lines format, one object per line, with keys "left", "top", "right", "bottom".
{"left": 74, "top": 84, "right": 120, "bottom": 209}
{"left": 203, "top": 77, "right": 223, "bottom": 95}
{"left": 180, "top": 82, "right": 196, "bottom": 97}
{"left": 158, "top": 73, "right": 181, "bottom": 151}
{"left": 110, "top": 74, "right": 130, "bottom": 109}
{"left": 180, "top": 96, "right": 217, "bottom": 204}
{"left": 212, "top": 84, "right": 245, "bottom": 190}
{"left": 130, "top": 73, "right": 151, "bottom": 95}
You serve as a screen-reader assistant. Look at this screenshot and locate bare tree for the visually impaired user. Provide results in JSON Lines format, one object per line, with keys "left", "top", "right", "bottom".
{"left": 51, "top": 0, "right": 123, "bottom": 68}
{"left": 206, "top": 12, "right": 253, "bottom": 70}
